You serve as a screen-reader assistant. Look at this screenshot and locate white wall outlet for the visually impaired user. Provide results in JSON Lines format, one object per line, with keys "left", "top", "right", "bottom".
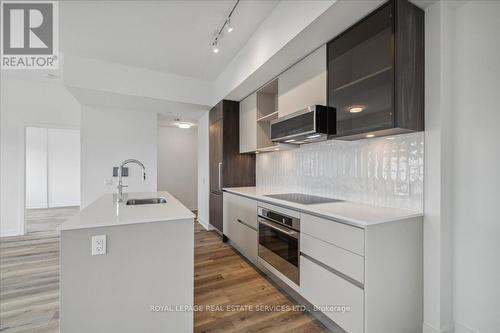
{"left": 92, "top": 235, "right": 107, "bottom": 256}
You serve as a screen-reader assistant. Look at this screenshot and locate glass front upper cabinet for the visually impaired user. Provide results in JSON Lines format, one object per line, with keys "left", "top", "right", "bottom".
{"left": 327, "top": 0, "right": 424, "bottom": 140}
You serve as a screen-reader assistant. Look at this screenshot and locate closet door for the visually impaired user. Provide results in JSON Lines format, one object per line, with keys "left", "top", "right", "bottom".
{"left": 26, "top": 127, "right": 48, "bottom": 209}
{"left": 47, "top": 128, "right": 80, "bottom": 207}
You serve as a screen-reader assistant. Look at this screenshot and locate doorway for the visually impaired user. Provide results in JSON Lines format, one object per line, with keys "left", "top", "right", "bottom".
{"left": 24, "top": 126, "right": 81, "bottom": 236}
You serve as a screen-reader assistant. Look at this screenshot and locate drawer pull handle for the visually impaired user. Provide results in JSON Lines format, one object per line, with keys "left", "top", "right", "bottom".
{"left": 236, "top": 219, "right": 257, "bottom": 231}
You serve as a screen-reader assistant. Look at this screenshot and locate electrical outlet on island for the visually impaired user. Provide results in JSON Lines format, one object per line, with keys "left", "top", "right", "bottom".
{"left": 92, "top": 235, "right": 107, "bottom": 256}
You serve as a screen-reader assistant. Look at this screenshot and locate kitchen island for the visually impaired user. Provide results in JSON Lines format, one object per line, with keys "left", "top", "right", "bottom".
{"left": 59, "top": 191, "right": 195, "bottom": 333}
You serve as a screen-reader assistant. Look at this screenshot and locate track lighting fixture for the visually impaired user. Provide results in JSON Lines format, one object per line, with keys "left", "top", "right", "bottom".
{"left": 211, "top": 0, "right": 240, "bottom": 54}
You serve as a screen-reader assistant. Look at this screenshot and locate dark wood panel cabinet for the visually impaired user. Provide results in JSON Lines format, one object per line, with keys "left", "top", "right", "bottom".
{"left": 209, "top": 119, "right": 223, "bottom": 194}
{"left": 209, "top": 192, "right": 223, "bottom": 232}
{"left": 209, "top": 100, "right": 255, "bottom": 233}
{"left": 327, "top": 0, "right": 424, "bottom": 140}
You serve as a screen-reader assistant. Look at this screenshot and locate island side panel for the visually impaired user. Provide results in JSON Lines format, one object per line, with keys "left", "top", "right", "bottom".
{"left": 60, "top": 219, "right": 194, "bottom": 333}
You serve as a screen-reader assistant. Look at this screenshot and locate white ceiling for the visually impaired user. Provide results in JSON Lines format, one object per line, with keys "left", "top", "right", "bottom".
{"left": 60, "top": 0, "right": 278, "bottom": 80}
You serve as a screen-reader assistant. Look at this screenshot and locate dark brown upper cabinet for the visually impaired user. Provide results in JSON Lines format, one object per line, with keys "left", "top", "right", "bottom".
{"left": 327, "top": 0, "right": 424, "bottom": 140}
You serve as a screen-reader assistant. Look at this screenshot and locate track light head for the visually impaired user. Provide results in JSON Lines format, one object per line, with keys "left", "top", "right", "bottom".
{"left": 211, "top": 0, "right": 240, "bottom": 54}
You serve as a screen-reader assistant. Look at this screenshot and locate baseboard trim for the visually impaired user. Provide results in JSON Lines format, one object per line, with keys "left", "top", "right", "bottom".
{"left": 197, "top": 219, "right": 210, "bottom": 230}
{"left": 26, "top": 204, "right": 48, "bottom": 209}
{"left": 198, "top": 219, "right": 217, "bottom": 232}
{"left": 454, "top": 322, "right": 477, "bottom": 333}
{"left": 0, "top": 228, "right": 22, "bottom": 237}
{"left": 26, "top": 203, "right": 80, "bottom": 209}
{"left": 48, "top": 203, "right": 80, "bottom": 208}
{"left": 423, "top": 322, "right": 455, "bottom": 333}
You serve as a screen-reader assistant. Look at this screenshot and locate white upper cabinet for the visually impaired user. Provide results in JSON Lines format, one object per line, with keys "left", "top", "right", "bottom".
{"left": 239, "top": 45, "right": 327, "bottom": 152}
{"left": 239, "top": 80, "right": 278, "bottom": 153}
{"left": 278, "top": 45, "right": 327, "bottom": 117}
{"left": 239, "top": 93, "right": 258, "bottom": 153}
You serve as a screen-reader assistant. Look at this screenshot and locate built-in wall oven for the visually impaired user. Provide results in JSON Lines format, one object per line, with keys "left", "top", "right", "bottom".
{"left": 257, "top": 206, "right": 300, "bottom": 285}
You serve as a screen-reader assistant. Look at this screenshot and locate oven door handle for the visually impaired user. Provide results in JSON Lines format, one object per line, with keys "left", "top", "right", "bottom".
{"left": 258, "top": 218, "right": 299, "bottom": 239}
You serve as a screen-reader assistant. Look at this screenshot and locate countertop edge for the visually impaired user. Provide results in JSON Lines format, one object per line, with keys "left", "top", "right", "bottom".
{"left": 223, "top": 187, "right": 423, "bottom": 228}
{"left": 60, "top": 214, "right": 195, "bottom": 232}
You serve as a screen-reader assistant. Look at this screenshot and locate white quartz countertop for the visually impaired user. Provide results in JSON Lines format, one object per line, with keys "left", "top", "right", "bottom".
{"left": 223, "top": 187, "right": 423, "bottom": 228}
{"left": 59, "top": 191, "right": 195, "bottom": 231}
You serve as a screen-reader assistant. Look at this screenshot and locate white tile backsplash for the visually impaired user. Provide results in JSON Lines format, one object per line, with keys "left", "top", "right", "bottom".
{"left": 256, "top": 132, "right": 424, "bottom": 212}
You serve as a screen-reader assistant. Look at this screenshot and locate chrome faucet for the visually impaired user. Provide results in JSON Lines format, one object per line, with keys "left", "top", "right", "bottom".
{"left": 117, "top": 159, "right": 146, "bottom": 203}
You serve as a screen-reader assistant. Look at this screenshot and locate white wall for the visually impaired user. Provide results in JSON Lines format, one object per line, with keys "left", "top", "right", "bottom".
{"left": 0, "top": 77, "right": 81, "bottom": 236}
{"left": 80, "top": 106, "right": 157, "bottom": 208}
{"left": 451, "top": 1, "right": 500, "bottom": 332}
{"left": 157, "top": 126, "right": 198, "bottom": 210}
{"left": 423, "top": 2, "right": 454, "bottom": 331}
{"left": 196, "top": 112, "right": 210, "bottom": 229}
{"left": 424, "top": 2, "right": 500, "bottom": 332}
{"left": 25, "top": 127, "right": 80, "bottom": 209}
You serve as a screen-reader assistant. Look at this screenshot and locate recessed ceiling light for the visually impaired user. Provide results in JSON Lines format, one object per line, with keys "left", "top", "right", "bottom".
{"left": 226, "top": 18, "right": 233, "bottom": 33}
{"left": 174, "top": 118, "right": 192, "bottom": 129}
{"left": 255, "top": 151, "right": 260, "bottom": 154}
{"left": 284, "top": 139, "right": 296, "bottom": 143}
{"left": 307, "top": 134, "right": 321, "bottom": 139}
{"left": 274, "top": 148, "right": 279, "bottom": 151}
{"left": 366, "top": 134, "right": 375, "bottom": 138}
{"left": 349, "top": 106, "right": 364, "bottom": 113}
{"left": 386, "top": 137, "right": 395, "bottom": 140}
{"left": 212, "top": 41, "right": 219, "bottom": 54}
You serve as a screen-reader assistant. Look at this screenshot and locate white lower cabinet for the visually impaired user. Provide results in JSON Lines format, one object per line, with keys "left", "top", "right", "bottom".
{"left": 223, "top": 191, "right": 423, "bottom": 333}
{"left": 230, "top": 217, "right": 258, "bottom": 262}
{"left": 300, "top": 256, "right": 364, "bottom": 333}
{"left": 301, "top": 232, "right": 364, "bottom": 284}
{"left": 223, "top": 192, "right": 258, "bottom": 262}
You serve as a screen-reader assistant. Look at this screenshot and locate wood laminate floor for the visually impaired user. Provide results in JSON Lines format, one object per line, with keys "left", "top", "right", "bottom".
{"left": 193, "top": 222, "right": 327, "bottom": 333}
{"left": 0, "top": 208, "right": 327, "bottom": 333}
{"left": 0, "top": 207, "right": 79, "bottom": 333}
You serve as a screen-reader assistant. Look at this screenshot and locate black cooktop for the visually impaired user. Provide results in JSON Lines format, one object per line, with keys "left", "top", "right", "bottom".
{"left": 263, "top": 193, "right": 342, "bottom": 205}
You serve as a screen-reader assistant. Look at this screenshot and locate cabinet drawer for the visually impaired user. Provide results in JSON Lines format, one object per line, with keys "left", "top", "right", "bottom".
{"left": 232, "top": 219, "right": 258, "bottom": 263}
{"left": 302, "top": 214, "right": 364, "bottom": 256}
{"left": 236, "top": 195, "right": 257, "bottom": 230}
{"left": 223, "top": 192, "right": 258, "bottom": 262}
{"left": 301, "top": 256, "right": 363, "bottom": 333}
{"left": 301, "top": 233, "right": 364, "bottom": 284}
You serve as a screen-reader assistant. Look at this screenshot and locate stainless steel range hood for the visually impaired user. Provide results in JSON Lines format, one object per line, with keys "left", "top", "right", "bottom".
{"left": 270, "top": 105, "right": 336, "bottom": 144}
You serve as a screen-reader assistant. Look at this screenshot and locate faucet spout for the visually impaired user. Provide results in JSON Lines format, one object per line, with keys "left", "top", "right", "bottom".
{"left": 116, "top": 159, "right": 147, "bottom": 203}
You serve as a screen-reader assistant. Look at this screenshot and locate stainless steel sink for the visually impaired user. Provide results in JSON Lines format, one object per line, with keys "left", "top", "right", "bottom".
{"left": 126, "top": 197, "right": 167, "bottom": 205}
